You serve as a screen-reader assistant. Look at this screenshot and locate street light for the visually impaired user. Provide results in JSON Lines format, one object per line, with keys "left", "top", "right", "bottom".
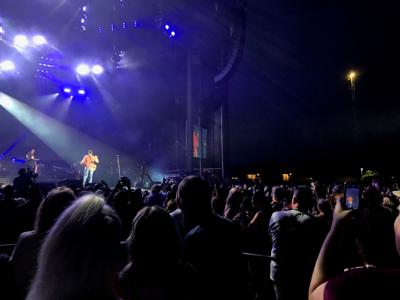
{"left": 347, "top": 70, "right": 359, "bottom": 139}
{"left": 347, "top": 71, "right": 357, "bottom": 90}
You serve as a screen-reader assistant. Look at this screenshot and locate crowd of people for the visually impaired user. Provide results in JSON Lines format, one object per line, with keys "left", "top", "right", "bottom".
{"left": 0, "top": 169, "right": 399, "bottom": 300}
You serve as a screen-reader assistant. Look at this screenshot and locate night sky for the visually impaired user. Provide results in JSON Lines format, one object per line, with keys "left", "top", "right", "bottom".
{"left": 229, "top": 0, "right": 400, "bottom": 175}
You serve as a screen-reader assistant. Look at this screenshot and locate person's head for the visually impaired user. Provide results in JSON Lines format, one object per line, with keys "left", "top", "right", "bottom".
{"left": 18, "top": 168, "right": 27, "bottom": 176}
{"left": 27, "top": 194, "right": 122, "bottom": 300}
{"left": 128, "top": 206, "right": 179, "bottom": 271}
{"left": 363, "top": 186, "right": 382, "bottom": 208}
{"left": 225, "top": 188, "right": 243, "bottom": 209}
{"left": 88, "top": 149, "right": 93, "bottom": 155}
{"left": 35, "top": 187, "right": 76, "bottom": 233}
{"left": 272, "top": 186, "right": 285, "bottom": 203}
{"left": 291, "top": 186, "right": 313, "bottom": 212}
{"left": 30, "top": 149, "right": 35, "bottom": 154}
{"left": 252, "top": 189, "right": 267, "bottom": 210}
{"left": 317, "top": 198, "right": 332, "bottom": 216}
{"left": 354, "top": 202, "right": 398, "bottom": 267}
{"left": 311, "top": 181, "right": 318, "bottom": 193}
{"left": 151, "top": 184, "right": 161, "bottom": 194}
{"left": 372, "top": 178, "right": 381, "bottom": 191}
{"left": 177, "top": 176, "right": 211, "bottom": 228}
{"left": 3, "top": 185, "right": 14, "bottom": 200}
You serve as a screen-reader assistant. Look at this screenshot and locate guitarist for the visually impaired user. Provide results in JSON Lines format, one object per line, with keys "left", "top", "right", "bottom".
{"left": 25, "top": 148, "right": 39, "bottom": 174}
{"left": 80, "top": 149, "right": 99, "bottom": 187}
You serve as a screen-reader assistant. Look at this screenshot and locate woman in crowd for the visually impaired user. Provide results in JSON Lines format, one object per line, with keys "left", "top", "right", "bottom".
{"left": 117, "top": 206, "right": 193, "bottom": 300}
{"left": 11, "top": 186, "right": 76, "bottom": 300}
{"left": 27, "top": 194, "right": 122, "bottom": 300}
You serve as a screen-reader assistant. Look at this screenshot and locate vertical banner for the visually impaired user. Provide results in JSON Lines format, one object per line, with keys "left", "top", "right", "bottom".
{"left": 193, "top": 125, "right": 207, "bottom": 159}
{"left": 193, "top": 125, "right": 200, "bottom": 158}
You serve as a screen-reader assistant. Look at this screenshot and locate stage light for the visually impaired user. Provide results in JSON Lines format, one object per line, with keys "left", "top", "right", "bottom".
{"left": 0, "top": 60, "right": 15, "bottom": 71}
{"left": 0, "top": 26, "right": 4, "bottom": 34}
{"left": 171, "top": 31, "right": 176, "bottom": 37}
{"left": 12, "top": 158, "right": 25, "bottom": 164}
{"left": 14, "top": 35, "right": 29, "bottom": 48}
{"left": 82, "top": 5, "right": 88, "bottom": 12}
{"left": 63, "top": 87, "right": 72, "bottom": 94}
{"left": 77, "top": 89, "right": 86, "bottom": 95}
{"left": 76, "top": 64, "right": 90, "bottom": 76}
{"left": 32, "top": 35, "right": 47, "bottom": 46}
{"left": 165, "top": 24, "right": 170, "bottom": 30}
{"left": 91, "top": 64, "right": 104, "bottom": 75}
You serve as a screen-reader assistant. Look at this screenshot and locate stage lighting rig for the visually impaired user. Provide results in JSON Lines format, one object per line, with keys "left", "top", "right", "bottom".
{"left": 76, "top": 64, "right": 91, "bottom": 76}
{"left": 91, "top": 65, "right": 104, "bottom": 75}
{"left": 0, "top": 60, "right": 15, "bottom": 72}
{"left": 13, "top": 35, "right": 29, "bottom": 48}
{"left": 32, "top": 35, "right": 47, "bottom": 46}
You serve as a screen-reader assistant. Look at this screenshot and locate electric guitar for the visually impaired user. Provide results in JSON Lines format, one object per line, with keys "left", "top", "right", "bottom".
{"left": 89, "top": 155, "right": 99, "bottom": 171}
{"left": 81, "top": 155, "right": 99, "bottom": 171}
{"left": 90, "top": 160, "right": 99, "bottom": 171}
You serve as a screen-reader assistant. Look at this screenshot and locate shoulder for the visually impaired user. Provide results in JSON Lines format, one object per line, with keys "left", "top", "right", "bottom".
{"left": 269, "top": 210, "right": 291, "bottom": 224}
{"left": 325, "top": 267, "right": 400, "bottom": 299}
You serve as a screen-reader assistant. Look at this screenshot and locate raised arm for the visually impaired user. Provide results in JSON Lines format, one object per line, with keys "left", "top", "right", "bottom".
{"left": 309, "top": 199, "right": 352, "bottom": 300}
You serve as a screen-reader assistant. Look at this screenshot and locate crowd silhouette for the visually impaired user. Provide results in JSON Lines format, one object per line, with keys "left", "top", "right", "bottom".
{"left": 0, "top": 169, "right": 400, "bottom": 300}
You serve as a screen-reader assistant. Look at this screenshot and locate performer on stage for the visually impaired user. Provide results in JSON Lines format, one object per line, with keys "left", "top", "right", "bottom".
{"left": 80, "top": 149, "right": 99, "bottom": 187}
{"left": 25, "top": 148, "right": 38, "bottom": 174}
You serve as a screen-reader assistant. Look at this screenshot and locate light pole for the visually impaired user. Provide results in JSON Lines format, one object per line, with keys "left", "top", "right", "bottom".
{"left": 347, "top": 70, "right": 358, "bottom": 139}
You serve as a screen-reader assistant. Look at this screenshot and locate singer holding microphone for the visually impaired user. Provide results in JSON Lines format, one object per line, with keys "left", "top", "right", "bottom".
{"left": 80, "top": 149, "right": 99, "bottom": 187}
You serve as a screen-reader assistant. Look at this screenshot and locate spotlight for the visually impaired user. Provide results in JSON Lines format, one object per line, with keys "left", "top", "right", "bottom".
{"left": 14, "top": 35, "right": 29, "bottom": 48}
{"left": 171, "top": 31, "right": 176, "bottom": 37}
{"left": 32, "top": 35, "right": 47, "bottom": 46}
{"left": 82, "top": 5, "right": 88, "bottom": 12}
{"left": 91, "top": 64, "right": 104, "bottom": 75}
{"left": 77, "top": 89, "right": 86, "bottom": 96}
{"left": 165, "top": 24, "right": 170, "bottom": 30}
{"left": 63, "top": 87, "right": 72, "bottom": 94}
{"left": 0, "top": 60, "right": 15, "bottom": 71}
{"left": 0, "top": 26, "right": 4, "bottom": 34}
{"left": 76, "top": 64, "right": 90, "bottom": 76}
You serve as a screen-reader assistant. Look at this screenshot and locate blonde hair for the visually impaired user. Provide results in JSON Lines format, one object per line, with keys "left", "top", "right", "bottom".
{"left": 27, "top": 194, "right": 122, "bottom": 300}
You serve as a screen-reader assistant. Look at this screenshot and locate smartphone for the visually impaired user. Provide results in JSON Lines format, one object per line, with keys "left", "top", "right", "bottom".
{"left": 344, "top": 184, "right": 360, "bottom": 209}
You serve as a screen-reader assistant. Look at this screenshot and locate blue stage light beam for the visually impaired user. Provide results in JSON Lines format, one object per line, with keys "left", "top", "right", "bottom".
{"left": 1, "top": 137, "right": 25, "bottom": 159}
{"left": 92, "top": 77, "right": 121, "bottom": 113}
{"left": 0, "top": 92, "right": 134, "bottom": 167}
